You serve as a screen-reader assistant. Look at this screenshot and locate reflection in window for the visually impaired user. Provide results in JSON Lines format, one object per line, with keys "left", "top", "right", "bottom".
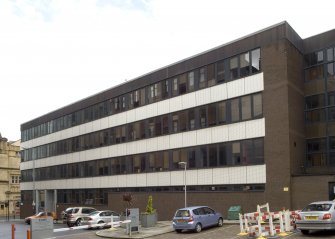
{"left": 240, "top": 52, "right": 250, "bottom": 77}
{"left": 229, "top": 57, "right": 238, "bottom": 80}
{"left": 231, "top": 98, "right": 240, "bottom": 122}
{"left": 327, "top": 48, "right": 334, "bottom": 62}
{"left": 305, "top": 94, "right": 325, "bottom": 109}
{"left": 199, "top": 67, "right": 207, "bottom": 89}
{"left": 327, "top": 63, "right": 334, "bottom": 81}
{"left": 232, "top": 142, "right": 241, "bottom": 165}
{"left": 217, "top": 61, "right": 225, "bottom": 83}
{"left": 241, "top": 96, "right": 252, "bottom": 120}
{"left": 251, "top": 49, "right": 261, "bottom": 73}
{"left": 218, "top": 102, "right": 226, "bottom": 124}
{"left": 305, "top": 109, "right": 326, "bottom": 123}
{"left": 207, "top": 64, "right": 216, "bottom": 86}
{"left": 305, "top": 65, "right": 324, "bottom": 81}
{"left": 188, "top": 72, "right": 195, "bottom": 91}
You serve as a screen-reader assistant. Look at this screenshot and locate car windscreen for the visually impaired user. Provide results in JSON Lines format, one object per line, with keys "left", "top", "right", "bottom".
{"left": 89, "top": 211, "right": 100, "bottom": 216}
{"left": 175, "top": 210, "right": 190, "bottom": 217}
{"left": 302, "top": 203, "right": 332, "bottom": 212}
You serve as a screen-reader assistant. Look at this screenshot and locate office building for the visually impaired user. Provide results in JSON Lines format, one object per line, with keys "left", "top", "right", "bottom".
{"left": 20, "top": 22, "right": 335, "bottom": 219}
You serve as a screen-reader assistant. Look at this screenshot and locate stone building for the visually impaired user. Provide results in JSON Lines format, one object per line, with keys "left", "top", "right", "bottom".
{"left": 0, "top": 134, "right": 21, "bottom": 218}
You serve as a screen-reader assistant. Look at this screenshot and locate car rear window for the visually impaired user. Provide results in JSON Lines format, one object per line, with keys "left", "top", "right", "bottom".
{"left": 302, "top": 203, "right": 332, "bottom": 212}
{"left": 175, "top": 210, "right": 190, "bottom": 217}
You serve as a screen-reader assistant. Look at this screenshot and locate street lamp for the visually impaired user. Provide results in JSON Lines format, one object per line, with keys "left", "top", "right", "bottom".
{"left": 178, "top": 161, "right": 187, "bottom": 208}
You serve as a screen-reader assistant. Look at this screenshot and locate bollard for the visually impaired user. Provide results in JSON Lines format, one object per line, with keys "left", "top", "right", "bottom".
{"left": 27, "top": 229, "right": 31, "bottom": 239}
{"left": 12, "top": 224, "right": 15, "bottom": 239}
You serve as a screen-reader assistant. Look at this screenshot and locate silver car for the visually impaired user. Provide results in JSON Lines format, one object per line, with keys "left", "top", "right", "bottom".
{"left": 296, "top": 201, "right": 335, "bottom": 235}
{"left": 172, "top": 206, "right": 223, "bottom": 233}
{"left": 82, "top": 210, "right": 120, "bottom": 229}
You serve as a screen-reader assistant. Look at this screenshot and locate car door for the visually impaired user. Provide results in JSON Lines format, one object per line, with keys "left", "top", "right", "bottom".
{"left": 197, "top": 207, "right": 209, "bottom": 227}
{"left": 203, "top": 207, "right": 216, "bottom": 226}
{"left": 103, "top": 211, "right": 112, "bottom": 224}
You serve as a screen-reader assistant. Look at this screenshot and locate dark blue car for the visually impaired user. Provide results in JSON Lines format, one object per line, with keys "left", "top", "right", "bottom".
{"left": 172, "top": 206, "right": 223, "bottom": 233}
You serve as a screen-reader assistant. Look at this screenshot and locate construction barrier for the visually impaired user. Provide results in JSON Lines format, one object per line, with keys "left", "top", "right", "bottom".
{"left": 238, "top": 203, "right": 299, "bottom": 238}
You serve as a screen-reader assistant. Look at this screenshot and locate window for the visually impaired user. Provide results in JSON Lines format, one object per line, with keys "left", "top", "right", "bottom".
{"left": 172, "top": 78, "right": 178, "bottom": 96}
{"left": 306, "top": 138, "right": 326, "bottom": 166}
{"left": 218, "top": 143, "right": 227, "bottom": 166}
{"left": 327, "top": 47, "right": 334, "bottom": 62}
{"left": 327, "top": 63, "right": 335, "bottom": 81}
{"left": 305, "top": 109, "right": 326, "bottom": 123}
{"left": 230, "top": 98, "right": 240, "bottom": 122}
{"left": 207, "top": 64, "right": 216, "bottom": 86}
{"left": 188, "top": 71, "right": 195, "bottom": 91}
{"left": 251, "top": 49, "right": 261, "bottom": 73}
{"left": 199, "top": 107, "right": 207, "bottom": 128}
{"left": 209, "top": 145, "right": 217, "bottom": 167}
{"left": 188, "top": 109, "right": 195, "bottom": 130}
{"left": 232, "top": 142, "right": 241, "bottom": 165}
{"left": 179, "top": 74, "right": 187, "bottom": 95}
{"left": 305, "top": 65, "right": 324, "bottom": 81}
{"left": 162, "top": 80, "right": 169, "bottom": 99}
{"left": 218, "top": 102, "right": 226, "bottom": 124}
{"left": 208, "top": 104, "right": 216, "bottom": 126}
{"left": 305, "top": 94, "right": 325, "bottom": 109}
{"left": 253, "top": 94, "right": 262, "bottom": 118}
{"left": 199, "top": 67, "right": 207, "bottom": 89}
{"left": 241, "top": 96, "right": 252, "bottom": 120}
{"left": 217, "top": 61, "right": 225, "bottom": 83}
{"left": 305, "top": 50, "right": 324, "bottom": 66}
{"left": 229, "top": 57, "right": 238, "bottom": 80}
{"left": 240, "top": 52, "right": 250, "bottom": 77}
{"left": 199, "top": 147, "right": 207, "bottom": 167}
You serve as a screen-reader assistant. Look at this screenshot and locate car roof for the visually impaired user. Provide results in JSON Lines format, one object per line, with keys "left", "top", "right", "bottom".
{"left": 177, "top": 206, "right": 208, "bottom": 210}
{"left": 309, "top": 201, "right": 335, "bottom": 204}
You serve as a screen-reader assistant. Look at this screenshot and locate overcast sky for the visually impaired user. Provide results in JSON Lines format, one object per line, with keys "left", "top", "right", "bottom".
{"left": 0, "top": 0, "right": 334, "bottom": 141}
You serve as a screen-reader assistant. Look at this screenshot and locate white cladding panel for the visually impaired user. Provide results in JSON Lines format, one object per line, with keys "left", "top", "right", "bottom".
{"left": 244, "top": 72, "right": 264, "bottom": 95}
{"left": 227, "top": 78, "right": 245, "bottom": 99}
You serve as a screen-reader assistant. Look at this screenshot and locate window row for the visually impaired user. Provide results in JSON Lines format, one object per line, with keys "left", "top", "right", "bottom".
{"left": 305, "top": 46, "right": 335, "bottom": 67}
{"left": 305, "top": 107, "right": 335, "bottom": 123}
{"left": 22, "top": 49, "right": 261, "bottom": 142}
{"left": 305, "top": 62, "right": 335, "bottom": 82}
{"left": 305, "top": 91, "right": 335, "bottom": 109}
{"left": 21, "top": 138, "right": 264, "bottom": 182}
{"left": 21, "top": 93, "right": 262, "bottom": 162}
{"left": 306, "top": 137, "right": 335, "bottom": 167}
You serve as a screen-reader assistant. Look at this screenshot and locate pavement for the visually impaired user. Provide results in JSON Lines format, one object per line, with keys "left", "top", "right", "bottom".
{"left": 96, "top": 220, "right": 240, "bottom": 238}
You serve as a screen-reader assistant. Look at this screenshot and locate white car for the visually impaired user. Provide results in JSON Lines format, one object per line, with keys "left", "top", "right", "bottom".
{"left": 82, "top": 210, "right": 120, "bottom": 229}
{"left": 296, "top": 201, "right": 335, "bottom": 235}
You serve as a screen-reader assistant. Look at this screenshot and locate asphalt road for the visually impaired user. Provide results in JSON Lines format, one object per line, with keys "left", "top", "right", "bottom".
{"left": 3, "top": 221, "right": 335, "bottom": 239}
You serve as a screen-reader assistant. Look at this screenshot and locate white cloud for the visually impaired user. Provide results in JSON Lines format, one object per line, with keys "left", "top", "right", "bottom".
{"left": 0, "top": 0, "right": 334, "bottom": 140}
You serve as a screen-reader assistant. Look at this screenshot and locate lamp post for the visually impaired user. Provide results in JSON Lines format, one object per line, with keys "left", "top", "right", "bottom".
{"left": 178, "top": 161, "right": 187, "bottom": 208}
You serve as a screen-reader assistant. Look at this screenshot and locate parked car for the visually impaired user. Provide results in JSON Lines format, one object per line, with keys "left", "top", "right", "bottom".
{"left": 25, "top": 211, "right": 58, "bottom": 224}
{"left": 66, "top": 207, "right": 97, "bottom": 227}
{"left": 82, "top": 210, "right": 120, "bottom": 229}
{"left": 172, "top": 206, "right": 223, "bottom": 233}
{"left": 296, "top": 201, "right": 335, "bottom": 235}
{"left": 61, "top": 207, "right": 73, "bottom": 223}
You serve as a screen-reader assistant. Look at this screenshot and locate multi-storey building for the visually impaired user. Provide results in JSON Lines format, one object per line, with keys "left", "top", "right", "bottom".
{"left": 20, "top": 22, "right": 335, "bottom": 219}
{"left": 0, "top": 135, "right": 20, "bottom": 218}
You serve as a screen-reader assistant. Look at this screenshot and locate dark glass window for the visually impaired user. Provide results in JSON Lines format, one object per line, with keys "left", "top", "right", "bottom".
{"left": 218, "top": 143, "right": 227, "bottom": 166}
{"left": 229, "top": 57, "right": 238, "bottom": 80}
{"left": 305, "top": 94, "right": 325, "bottom": 109}
{"left": 306, "top": 138, "right": 326, "bottom": 167}
{"left": 305, "top": 50, "right": 324, "bottom": 66}
{"left": 188, "top": 109, "right": 195, "bottom": 130}
{"left": 199, "top": 147, "right": 207, "bottom": 167}
{"left": 305, "top": 109, "right": 326, "bottom": 123}
{"left": 231, "top": 98, "right": 240, "bottom": 122}
{"left": 241, "top": 96, "right": 252, "bottom": 120}
{"left": 232, "top": 142, "right": 241, "bottom": 165}
{"left": 217, "top": 60, "right": 225, "bottom": 83}
{"left": 199, "top": 107, "right": 207, "bottom": 128}
{"left": 327, "top": 63, "right": 335, "bottom": 81}
{"left": 209, "top": 145, "right": 217, "bottom": 167}
{"left": 327, "top": 48, "right": 334, "bottom": 62}
{"left": 188, "top": 148, "right": 196, "bottom": 169}
{"left": 199, "top": 67, "right": 207, "bottom": 89}
{"left": 253, "top": 94, "right": 262, "bottom": 118}
{"left": 207, "top": 64, "right": 216, "bottom": 87}
{"left": 162, "top": 80, "right": 169, "bottom": 99}
{"left": 208, "top": 104, "right": 216, "bottom": 126}
{"left": 251, "top": 49, "right": 261, "bottom": 73}
{"left": 188, "top": 71, "right": 195, "bottom": 92}
{"left": 305, "top": 65, "right": 324, "bottom": 81}
{"left": 218, "top": 102, "right": 226, "bottom": 124}
{"left": 240, "top": 52, "right": 250, "bottom": 77}
{"left": 172, "top": 78, "right": 178, "bottom": 96}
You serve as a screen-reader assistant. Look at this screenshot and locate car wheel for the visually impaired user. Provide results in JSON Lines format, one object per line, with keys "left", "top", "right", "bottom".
{"left": 301, "top": 229, "right": 309, "bottom": 235}
{"left": 194, "top": 223, "right": 202, "bottom": 233}
{"left": 76, "top": 219, "right": 82, "bottom": 226}
{"left": 175, "top": 229, "right": 182, "bottom": 233}
{"left": 98, "top": 221, "right": 104, "bottom": 229}
{"left": 218, "top": 218, "right": 223, "bottom": 227}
